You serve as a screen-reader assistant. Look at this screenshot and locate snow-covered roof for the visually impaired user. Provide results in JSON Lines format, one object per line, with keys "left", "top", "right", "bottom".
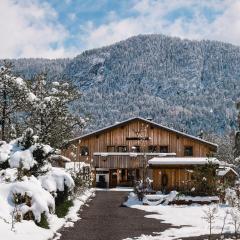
{"left": 68, "top": 117, "right": 217, "bottom": 149}
{"left": 93, "top": 152, "right": 176, "bottom": 157}
{"left": 148, "top": 157, "right": 220, "bottom": 166}
{"left": 217, "top": 167, "right": 239, "bottom": 177}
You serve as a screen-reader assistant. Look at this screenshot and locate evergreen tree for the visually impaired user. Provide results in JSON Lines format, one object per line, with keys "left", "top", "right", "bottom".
{"left": 0, "top": 61, "right": 36, "bottom": 141}
{"left": 235, "top": 102, "right": 240, "bottom": 159}
{"left": 26, "top": 73, "right": 85, "bottom": 148}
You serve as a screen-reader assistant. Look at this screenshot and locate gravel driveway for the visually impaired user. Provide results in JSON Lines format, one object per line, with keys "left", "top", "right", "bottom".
{"left": 58, "top": 191, "right": 172, "bottom": 240}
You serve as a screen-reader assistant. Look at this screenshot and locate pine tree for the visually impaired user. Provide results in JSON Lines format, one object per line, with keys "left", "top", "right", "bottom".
{"left": 26, "top": 73, "right": 85, "bottom": 148}
{"left": 0, "top": 61, "right": 36, "bottom": 141}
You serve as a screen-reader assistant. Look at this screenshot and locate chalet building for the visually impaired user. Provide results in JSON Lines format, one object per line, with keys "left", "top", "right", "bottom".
{"left": 62, "top": 117, "right": 219, "bottom": 190}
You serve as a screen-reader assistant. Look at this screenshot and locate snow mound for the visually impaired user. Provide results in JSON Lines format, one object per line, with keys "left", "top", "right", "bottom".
{"left": 142, "top": 191, "right": 219, "bottom": 206}
{"left": 0, "top": 168, "right": 18, "bottom": 182}
{"left": 0, "top": 141, "right": 12, "bottom": 163}
{"left": 10, "top": 149, "right": 36, "bottom": 170}
{"left": 39, "top": 167, "right": 75, "bottom": 193}
{"left": 11, "top": 176, "right": 55, "bottom": 222}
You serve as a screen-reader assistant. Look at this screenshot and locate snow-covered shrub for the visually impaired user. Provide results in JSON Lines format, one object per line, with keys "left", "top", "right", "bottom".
{"left": 10, "top": 176, "right": 55, "bottom": 222}
{"left": 0, "top": 168, "right": 17, "bottom": 182}
{"left": 38, "top": 167, "right": 76, "bottom": 218}
{"left": 0, "top": 128, "right": 77, "bottom": 225}
{"left": 0, "top": 129, "right": 54, "bottom": 178}
{"left": 225, "top": 188, "right": 238, "bottom": 207}
{"left": 66, "top": 163, "right": 92, "bottom": 194}
{"left": 39, "top": 167, "right": 75, "bottom": 193}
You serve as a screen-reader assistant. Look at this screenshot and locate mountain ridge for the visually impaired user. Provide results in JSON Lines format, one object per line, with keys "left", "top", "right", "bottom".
{"left": 1, "top": 34, "right": 240, "bottom": 136}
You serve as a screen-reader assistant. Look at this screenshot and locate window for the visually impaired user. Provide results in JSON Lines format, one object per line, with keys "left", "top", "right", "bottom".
{"left": 107, "top": 146, "right": 115, "bottom": 152}
{"left": 160, "top": 146, "right": 168, "bottom": 153}
{"left": 148, "top": 145, "right": 157, "bottom": 153}
{"left": 184, "top": 146, "right": 193, "bottom": 156}
{"left": 80, "top": 146, "right": 89, "bottom": 156}
{"left": 132, "top": 145, "right": 140, "bottom": 152}
{"left": 117, "top": 146, "right": 128, "bottom": 152}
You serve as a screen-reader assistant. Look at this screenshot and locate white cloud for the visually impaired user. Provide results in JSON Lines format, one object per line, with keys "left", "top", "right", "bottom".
{"left": 80, "top": 0, "right": 240, "bottom": 49}
{"left": 68, "top": 13, "right": 76, "bottom": 21}
{"left": 2, "top": 0, "right": 240, "bottom": 58}
{"left": 0, "top": 0, "right": 73, "bottom": 58}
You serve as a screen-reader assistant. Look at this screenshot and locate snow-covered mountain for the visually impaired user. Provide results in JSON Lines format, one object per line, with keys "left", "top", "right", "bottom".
{"left": 2, "top": 34, "right": 240, "bottom": 135}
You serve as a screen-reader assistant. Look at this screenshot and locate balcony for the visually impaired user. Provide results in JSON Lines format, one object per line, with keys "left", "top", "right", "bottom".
{"left": 93, "top": 152, "right": 176, "bottom": 169}
{"left": 93, "top": 152, "right": 176, "bottom": 157}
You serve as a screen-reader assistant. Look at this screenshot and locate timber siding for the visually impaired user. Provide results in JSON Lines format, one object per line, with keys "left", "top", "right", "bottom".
{"left": 63, "top": 117, "right": 216, "bottom": 168}
{"left": 62, "top": 117, "right": 217, "bottom": 189}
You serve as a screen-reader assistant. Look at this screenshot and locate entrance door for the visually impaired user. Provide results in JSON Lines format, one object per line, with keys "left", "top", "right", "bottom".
{"left": 109, "top": 169, "right": 118, "bottom": 188}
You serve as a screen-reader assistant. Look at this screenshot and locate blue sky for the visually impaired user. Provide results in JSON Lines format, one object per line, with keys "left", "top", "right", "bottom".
{"left": 0, "top": 0, "right": 239, "bottom": 58}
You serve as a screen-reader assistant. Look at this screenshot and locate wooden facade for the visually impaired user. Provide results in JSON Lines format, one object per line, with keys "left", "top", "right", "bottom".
{"left": 152, "top": 167, "right": 194, "bottom": 192}
{"left": 62, "top": 117, "right": 217, "bottom": 189}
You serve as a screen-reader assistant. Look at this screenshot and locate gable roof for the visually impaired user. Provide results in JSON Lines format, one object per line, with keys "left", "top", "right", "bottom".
{"left": 217, "top": 167, "right": 239, "bottom": 177}
{"left": 68, "top": 117, "right": 218, "bottom": 149}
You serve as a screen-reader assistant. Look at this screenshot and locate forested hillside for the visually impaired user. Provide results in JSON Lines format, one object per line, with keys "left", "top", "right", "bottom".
{"left": 2, "top": 34, "right": 240, "bottom": 136}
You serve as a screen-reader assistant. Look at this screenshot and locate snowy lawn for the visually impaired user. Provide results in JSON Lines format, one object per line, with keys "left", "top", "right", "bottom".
{"left": 0, "top": 188, "right": 95, "bottom": 240}
{"left": 124, "top": 193, "right": 236, "bottom": 240}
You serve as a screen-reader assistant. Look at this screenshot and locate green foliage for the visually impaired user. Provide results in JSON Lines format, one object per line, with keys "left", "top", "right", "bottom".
{"left": 71, "top": 167, "right": 92, "bottom": 194}
{"left": 30, "top": 145, "right": 52, "bottom": 177}
{"left": 54, "top": 185, "right": 74, "bottom": 218}
{"left": 55, "top": 199, "right": 73, "bottom": 218}
{"left": 0, "top": 160, "right": 10, "bottom": 170}
{"left": 55, "top": 185, "right": 70, "bottom": 205}
{"left": 27, "top": 73, "right": 84, "bottom": 148}
{"left": 36, "top": 213, "right": 49, "bottom": 229}
{"left": 19, "top": 128, "right": 35, "bottom": 149}
{"left": 192, "top": 162, "right": 219, "bottom": 196}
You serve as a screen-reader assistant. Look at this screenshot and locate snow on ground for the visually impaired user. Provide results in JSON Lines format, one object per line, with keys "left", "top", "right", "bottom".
{"left": 124, "top": 193, "right": 235, "bottom": 240}
{"left": 11, "top": 176, "right": 55, "bottom": 222}
{"left": 0, "top": 188, "right": 95, "bottom": 240}
{"left": 96, "top": 187, "right": 134, "bottom": 192}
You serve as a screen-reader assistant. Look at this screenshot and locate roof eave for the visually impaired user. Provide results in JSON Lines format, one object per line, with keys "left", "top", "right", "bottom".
{"left": 67, "top": 117, "right": 218, "bottom": 149}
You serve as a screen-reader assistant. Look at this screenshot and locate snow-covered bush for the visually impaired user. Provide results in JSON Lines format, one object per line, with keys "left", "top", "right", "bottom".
{"left": 0, "top": 168, "right": 17, "bottom": 182}
{"left": 65, "top": 162, "right": 92, "bottom": 194}
{"left": 39, "top": 167, "right": 74, "bottom": 193}
{"left": 11, "top": 176, "right": 55, "bottom": 222}
{"left": 0, "top": 128, "right": 77, "bottom": 226}
{"left": 225, "top": 188, "right": 239, "bottom": 207}
{"left": 0, "top": 129, "right": 54, "bottom": 178}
